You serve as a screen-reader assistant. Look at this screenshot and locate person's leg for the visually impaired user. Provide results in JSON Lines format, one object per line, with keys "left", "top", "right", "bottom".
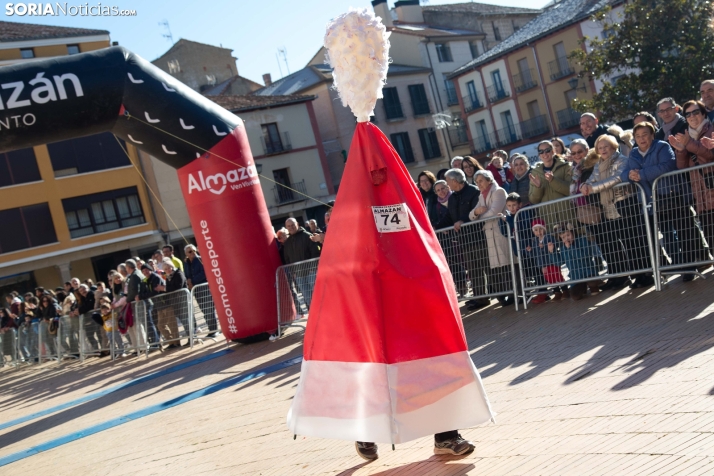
{"left": 70, "top": 316, "right": 79, "bottom": 354}
{"left": 145, "top": 302, "right": 160, "bottom": 344}
{"left": 196, "top": 286, "right": 217, "bottom": 333}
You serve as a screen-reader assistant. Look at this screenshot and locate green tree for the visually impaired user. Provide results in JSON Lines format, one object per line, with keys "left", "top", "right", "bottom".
{"left": 571, "top": 0, "right": 714, "bottom": 121}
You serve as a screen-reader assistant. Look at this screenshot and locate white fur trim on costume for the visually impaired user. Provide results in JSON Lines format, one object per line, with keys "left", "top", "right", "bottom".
{"left": 324, "top": 8, "right": 390, "bottom": 123}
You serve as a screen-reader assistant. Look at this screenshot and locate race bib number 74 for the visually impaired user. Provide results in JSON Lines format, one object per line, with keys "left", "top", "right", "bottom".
{"left": 372, "top": 203, "right": 411, "bottom": 233}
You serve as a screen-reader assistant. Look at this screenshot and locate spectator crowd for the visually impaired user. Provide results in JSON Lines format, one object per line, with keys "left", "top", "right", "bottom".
{"left": 410, "top": 79, "right": 714, "bottom": 310}
{"left": 1, "top": 244, "right": 219, "bottom": 363}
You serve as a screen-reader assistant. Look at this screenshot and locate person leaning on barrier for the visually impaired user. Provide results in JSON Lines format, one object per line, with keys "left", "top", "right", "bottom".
{"left": 160, "top": 258, "right": 188, "bottom": 347}
{"left": 417, "top": 170, "right": 437, "bottom": 204}
{"left": 284, "top": 218, "right": 320, "bottom": 311}
{"left": 426, "top": 180, "right": 454, "bottom": 230}
{"left": 581, "top": 134, "right": 638, "bottom": 291}
{"left": 0, "top": 308, "right": 17, "bottom": 365}
{"left": 469, "top": 170, "right": 516, "bottom": 307}
{"left": 460, "top": 156, "right": 483, "bottom": 186}
{"left": 184, "top": 244, "right": 218, "bottom": 337}
{"left": 444, "top": 168, "right": 490, "bottom": 310}
{"left": 509, "top": 155, "right": 532, "bottom": 206}
{"left": 528, "top": 140, "right": 576, "bottom": 231}
{"left": 135, "top": 263, "right": 162, "bottom": 346}
{"left": 620, "top": 122, "right": 679, "bottom": 288}
{"left": 39, "top": 295, "right": 59, "bottom": 357}
{"left": 450, "top": 156, "right": 464, "bottom": 170}
{"left": 74, "top": 284, "right": 101, "bottom": 354}
{"left": 669, "top": 99, "right": 714, "bottom": 274}
{"left": 125, "top": 259, "right": 154, "bottom": 350}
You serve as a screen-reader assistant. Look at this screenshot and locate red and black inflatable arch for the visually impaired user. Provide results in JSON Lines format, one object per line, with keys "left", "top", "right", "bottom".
{"left": 0, "top": 46, "right": 282, "bottom": 341}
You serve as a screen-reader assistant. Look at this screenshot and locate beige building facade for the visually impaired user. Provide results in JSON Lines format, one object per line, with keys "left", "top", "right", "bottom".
{"left": 450, "top": 0, "right": 620, "bottom": 162}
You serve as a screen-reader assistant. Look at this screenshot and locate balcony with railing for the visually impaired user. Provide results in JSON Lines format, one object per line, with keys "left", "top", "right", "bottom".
{"left": 512, "top": 69, "right": 538, "bottom": 93}
{"left": 447, "top": 124, "right": 469, "bottom": 146}
{"left": 486, "top": 84, "right": 510, "bottom": 103}
{"left": 520, "top": 114, "right": 550, "bottom": 139}
{"left": 272, "top": 179, "right": 307, "bottom": 205}
{"left": 446, "top": 87, "right": 459, "bottom": 106}
{"left": 495, "top": 125, "right": 520, "bottom": 147}
{"left": 462, "top": 92, "right": 484, "bottom": 113}
{"left": 262, "top": 131, "right": 292, "bottom": 155}
{"left": 472, "top": 132, "right": 496, "bottom": 154}
{"left": 557, "top": 107, "right": 580, "bottom": 130}
{"left": 549, "top": 56, "right": 575, "bottom": 81}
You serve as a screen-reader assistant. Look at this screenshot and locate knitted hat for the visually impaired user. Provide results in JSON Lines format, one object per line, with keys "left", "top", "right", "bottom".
{"left": 531, "top": 218, "right": 547, "bottom": 231}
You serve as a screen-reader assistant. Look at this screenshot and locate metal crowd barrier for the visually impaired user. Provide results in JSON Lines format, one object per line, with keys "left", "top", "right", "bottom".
{"left": 190, "top": 283, "right": 221, "bottom": 345}
{"left": 17, "top": 321, "right": 38, "bottom": 364}
{"left": 79, "top": 311, "right": 110, "bottom": 362}
{"left": 58, "top": 315, "right": 80, "bottom": 362}
{"left": 38, "top": 319, "right": 60, "bottom": 364}
{"left": 434, "top": 216, "right": 520, "bottom": 310}
{"left": 276, "top": 257, "right": 320, "bottom": 338}
{"left": 132, "top": 288, "right": 192, "bottom": 353}
{"left": 0, "top": 328, "right": 18, "bottom": 368}
{"left": 652, "top": 162, "right": 714, "bottom": 283}
{"left": 514, "top": 182, "right": 658, "bottom": 307}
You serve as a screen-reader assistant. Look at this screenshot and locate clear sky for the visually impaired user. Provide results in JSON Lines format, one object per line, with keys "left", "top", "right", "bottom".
{"left": 4, "top": 0, "right": 551, "bottom": 84}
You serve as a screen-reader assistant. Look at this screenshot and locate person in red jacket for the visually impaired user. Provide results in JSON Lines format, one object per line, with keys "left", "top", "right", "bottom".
{"left": 486, "top": 154, "right": 514, "bottom": 191}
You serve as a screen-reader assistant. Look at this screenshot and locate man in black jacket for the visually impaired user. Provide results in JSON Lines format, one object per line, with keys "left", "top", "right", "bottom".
{"left": 138, "top": 263, "right": 164, "bottom": 345}
{"left": 654, "top": 98, "right": 686, "bottom": 142}
{"left": 160, "top": 259, "right": 190, "bottom": 346}
{"left": 580, "top": 113, "right": 615, "bottom": 149}
{"left": 444, "top": 169, "right": 490, "bottom": 310}
{"left": 184, "top": 244, "right": 217, "bottom": 337}
{"left": 284, "top": 218, "right": 321, "bottom": 311}
{"left": 125, "top": 259, "right": 156, "bottom": 349}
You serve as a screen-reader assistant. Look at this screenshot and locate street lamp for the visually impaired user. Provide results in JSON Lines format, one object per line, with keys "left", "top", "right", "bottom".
{"left": 568, "top": 77, "right": 587, "bottom": 92}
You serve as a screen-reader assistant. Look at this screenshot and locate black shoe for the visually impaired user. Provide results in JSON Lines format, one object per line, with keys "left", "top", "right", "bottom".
{"left": 682, "top": 268, "right": 696, "bottom": 282}
{"left": 498, "top": 296, "right": 514, "bottom": 307}
{"left": 601, "top": 277, "right": 627, "bottom": 291}
{"left": 355, "top": 442, "right": 378, "bottom": 461}
{"left": 206, "top": 331, "right": 217, "bottom": 337}
{"left": 166, "top": 344, "right": 180, "bottom": 349}
{"left": 630, "top": 275, "right": 654, "bottom": 289}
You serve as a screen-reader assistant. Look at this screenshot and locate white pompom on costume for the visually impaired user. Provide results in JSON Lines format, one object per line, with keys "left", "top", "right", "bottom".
{"left": 324, "top": 8, "right": 390, "bottom": 123}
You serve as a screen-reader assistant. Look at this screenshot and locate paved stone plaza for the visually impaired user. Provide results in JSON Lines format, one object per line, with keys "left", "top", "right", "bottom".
{"left": 1, "top": 273, "right": 714, "bottom": 475}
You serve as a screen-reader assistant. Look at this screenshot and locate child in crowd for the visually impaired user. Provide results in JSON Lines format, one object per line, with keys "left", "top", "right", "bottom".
{"left": 548, "top": 223, "right": 602, "bottom": 300}
{"left": 525, "top": 218, "right": 568, "bottom": 303}
{"left": 487, "top": 155, "right": 514, "bottom": 192}
{"left": 101, "top": 303, "right": 124, "bottom": 357}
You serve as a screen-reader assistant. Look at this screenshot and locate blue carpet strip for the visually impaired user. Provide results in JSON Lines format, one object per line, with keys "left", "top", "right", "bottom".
{"left": 0, "top": 355, "right": 303, "bottom": 467}
{"left": 0, "top": 349, "right": 233, "bottom": 432}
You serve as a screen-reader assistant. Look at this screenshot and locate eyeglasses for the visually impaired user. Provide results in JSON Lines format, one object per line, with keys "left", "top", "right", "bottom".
{"left": 684, "top": 109, "right": 702, "bottom": 118}
{"left": 538, "top": 147, "right": 553, "bottom": 155}
{"left": 657, "top": 106, "right": 675, "bottom": 114}
{"left": 187, "top": 250, "right": 195, "bottom": 254}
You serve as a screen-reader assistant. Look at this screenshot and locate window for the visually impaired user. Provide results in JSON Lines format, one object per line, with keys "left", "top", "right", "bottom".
{"left": 390, "top": 132, "right": 415, "bottom": 163}
{"left": 0, "top": 203, "right": 57, "bottom": 254}
{"left": 469, "top": 41, "right": 480, "bottom": 59}
{"left": 382, "top": 87, "right": 404, "bottom": 120}
{"left": 435, "top": 43, "right": 453, "bottom": 62}
{"left": 0, "top": 148, "right": 41, "bottom": 187}
{"left": 527, "top": 100, "right": 541, "bottom": 119}
{"left": 167, "top": 59, "right": 180, "bottom": 74}
{"left": 62, "top": 187, "right": 145, "bottom": 238}
{"left": 261, "top": 123, "right": 285, "bottom": 154}
{"left": 20, "top": 48, "right": 34, "bottom": 59}
{"left": 48, "top": 132, "right": 131, "bottom": 177}
{"left": 501, "top": 111, "right": 517, "bottom": 143}
{"left": 444, "top": 77, "right": 458, "bottom": 106}
{"left": 554, "top": 41, "right": 567, "bottom": 61}
{"left": 492, "top": 22, "right": 501, "bottom": 41}
{"left": 418, "top": 129, "right": 441, "bottom": 160}
{"left": 272, "top": 168, "right": 294, "bottom": 202}
{"left": 564, "top": 89, "right": 577, "bottom": 107}
{"left": 408, "top": 84, "right": 430, "bottom": 116}
{"left": 67, "top": 44, "right": 80, "bottom": 55}
{"left": 492, "top": 70, "right": 504, "bottom": 93}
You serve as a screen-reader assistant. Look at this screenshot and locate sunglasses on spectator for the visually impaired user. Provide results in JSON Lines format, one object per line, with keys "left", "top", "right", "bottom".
{"left": 538, "top": 147, "right": 553, "bottom": 155}
{"left": 657, "top": 106, "right": 675, "bottom": 114}
{"left": 684, "top": 109, "right": 702, "bottom": 118}
{"left": 187, "top": 250, "right": 195, "bottom": 254}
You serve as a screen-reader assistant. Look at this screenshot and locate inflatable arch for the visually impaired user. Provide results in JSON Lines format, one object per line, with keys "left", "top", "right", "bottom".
{"left": 0, "top": 46, "right": 282, "bottom": 340}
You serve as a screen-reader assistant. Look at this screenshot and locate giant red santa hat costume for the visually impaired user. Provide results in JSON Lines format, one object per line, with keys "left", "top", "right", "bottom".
{"left": 287, "top": 8, "right": 494, "bottom": 444}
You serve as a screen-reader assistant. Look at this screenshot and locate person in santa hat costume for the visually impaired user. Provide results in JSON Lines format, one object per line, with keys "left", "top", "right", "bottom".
{"left": 286, "top": 8, "right": 495, "bottom": 461}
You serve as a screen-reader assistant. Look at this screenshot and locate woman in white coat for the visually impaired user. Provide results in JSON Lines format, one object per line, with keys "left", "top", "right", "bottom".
{"left": 469, "top": 170, "right": 516, "bottom": 306}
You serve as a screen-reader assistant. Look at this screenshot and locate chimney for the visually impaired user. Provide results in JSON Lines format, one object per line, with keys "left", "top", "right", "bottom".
{"left": 262, "top": 73, "right": 272, "bottom": 86}
{"left": 371, "top": 0, "right": 393, "bottom": 27}
{"left": 394, "top": 0, "right": 424, "bottom": 23}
